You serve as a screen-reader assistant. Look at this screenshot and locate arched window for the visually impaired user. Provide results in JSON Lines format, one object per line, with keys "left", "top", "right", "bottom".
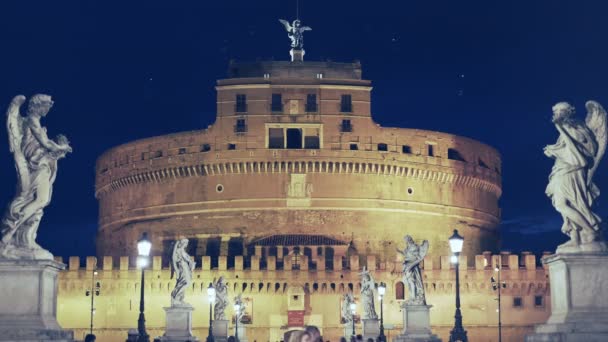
{"left": 396, "top": 281, "right": 405, "bottom": 300}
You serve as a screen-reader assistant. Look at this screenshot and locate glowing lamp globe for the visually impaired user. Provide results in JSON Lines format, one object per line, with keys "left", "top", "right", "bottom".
{"left": 207, "top": 284, "right": 216, "bottom": 302}
{"left": 448, "top": 229, "right": 464, "bottom": 254}
{"left": 378, "top": 282, "right": 386, "bottom": 296}
{"left": 137, "top": 232, "right": 152, "bottom": 257}
{"left": 350, "top": 302, "right": 356, "bottom": 314}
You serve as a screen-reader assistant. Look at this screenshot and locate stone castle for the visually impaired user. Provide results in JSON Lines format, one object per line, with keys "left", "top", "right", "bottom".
{"left": 55, "top": 55, "right": 549, "bottom": 341}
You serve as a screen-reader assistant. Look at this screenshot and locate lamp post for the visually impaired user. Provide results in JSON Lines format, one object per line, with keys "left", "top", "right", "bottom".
{"left": 136, "top": 232, "right": 151, "bottom": 342}
{"left": 448, "top": 229, "right": 468, "bottom": 342}
{"left": 350, "top": 302, "right": 357, "bottom": 337}
{"left": 491, "top": 263, "right": 506, "bottom": 342}
{"left": 234, "top": 302, "right": 241, "bottom": 342}
{"left": 378, "top": 282, "right": 386, "bottom": 342}
{"left": 85, "top": 269, "right": 100, "bottom": 335}
{"left": 207, "top": 284, "right": 216, "bottom": 342}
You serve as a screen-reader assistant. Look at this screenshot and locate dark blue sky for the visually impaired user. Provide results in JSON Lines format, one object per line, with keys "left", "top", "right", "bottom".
{"left": 1, "top": 0, "right": 607, "bottom": 257}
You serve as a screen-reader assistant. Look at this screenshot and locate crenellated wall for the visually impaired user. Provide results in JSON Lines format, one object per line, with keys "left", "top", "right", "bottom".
{"left": 56, "top": 251, "right": 550, "bottom": 342}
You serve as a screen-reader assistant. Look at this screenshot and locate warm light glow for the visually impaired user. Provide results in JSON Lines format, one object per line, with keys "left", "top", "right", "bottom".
{"left": 450, "top": 255, "right": 458, "bottom": 264}
{"left": 494, "top": 266, "right": 500, "bottom": 272}
{"left": 448, "top": 229, "right": 464, "bottom": 253}
{"left": 378, "top": 282, "right": 386, "bottom": 296}
{"left": 207, "top": 284, "right": 216, "bottom": 303}
{"left": 234, "top": 303, "right": 241, "bottom": 312}
{"left": 137, "top": 256, "right": 148, "bottom": 268}
{"left": 93, "top": 271, "right": 98, "bottom": 276}
{"left": 349, "top": 302, "right": 356, "bottom": 314}
{"left": 137, "top": 232, "right": 152, "bottom": 257}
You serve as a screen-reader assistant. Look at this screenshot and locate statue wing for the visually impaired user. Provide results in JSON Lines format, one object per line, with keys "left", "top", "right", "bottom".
{"left": 279, "top": 19, "right": 292, "bottom": 32}
{"left": 419, "top": 240, "right": 430, "bottom": 260}
{"left": 6, "top": 95, "right": 29, "bottom": 191}
{"left": 300, "top": 26, "right": 312, "bottom": 32}
{"left": 585, "top": 100, "right": 608, "bottom": 184}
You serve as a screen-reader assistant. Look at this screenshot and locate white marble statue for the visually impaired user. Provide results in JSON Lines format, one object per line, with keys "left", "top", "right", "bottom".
{"left": 341, "top": 292, "right": 355, "bottom": 324}
{"left": 234, "top": 294, "right": 246, "bottom": 323}
{"left": 396, "top": 236, "right": 429, "bottom": 305}
{"left": 170, "top": 239, "right": 195, "bottom": 307}
{"left": 213, "top": 276, "right": 228, "bottom": 320}
{"left": 0, "top": 95, "right": 72, "bottom": 260}
{"left": 279, "top": 19, "right": 312, "bottom": 49}
{"left": 359, "top": 267, "right": 378, "bottom": 319}
{"left": 544, "top": 101, "right": 608, "bottom": 253}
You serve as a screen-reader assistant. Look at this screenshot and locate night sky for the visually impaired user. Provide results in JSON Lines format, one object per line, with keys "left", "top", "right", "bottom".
{"left": 1, "top": 0, "right": 607, "bottom": 257}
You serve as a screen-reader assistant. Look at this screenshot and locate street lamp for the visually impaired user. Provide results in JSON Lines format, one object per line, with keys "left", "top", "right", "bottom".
{"left": 85, "top": 269, "right": 100, "bottom": 336}
{"left": 234, "top": 302, "right": 241, "bottom": 342}
{"left": 207, "top": 284, "right": 216, "bottom": 342}
{"left": 350, "top": 302, "right": 357, "bottom": 337}
{"left": 136, "top": 232, "right": 151, "bottom": 342}
{"left": 491, "top": 264, "right": 507, "bottom": 342}
{"left": 448, "top": 229, "right": 468, "bottom": 342}
{"left": 377, "top": 282, "right": 386, "bottom": 342}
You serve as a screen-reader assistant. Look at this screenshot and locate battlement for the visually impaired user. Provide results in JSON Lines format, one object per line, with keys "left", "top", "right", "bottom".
{"left": 57, "top": 251, "right": 549, "bottom": 273}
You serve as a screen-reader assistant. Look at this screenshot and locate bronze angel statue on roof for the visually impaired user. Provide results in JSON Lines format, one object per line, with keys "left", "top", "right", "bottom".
{"left": 544, "top": 101, "right": 608, "bottom": 253}
{"left": 0, "top": 95, "right": 72, "bottom": 260}
{"left": 279, "top": 19, "right": 311, "bottom": 49}
{"left": 396, "top": 235, "right": 429, "bottom": 305}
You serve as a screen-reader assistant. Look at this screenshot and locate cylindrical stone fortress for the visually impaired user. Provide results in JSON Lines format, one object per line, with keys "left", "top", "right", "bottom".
{"left": 95, "top": 60, "right": 501, "bottom": 264}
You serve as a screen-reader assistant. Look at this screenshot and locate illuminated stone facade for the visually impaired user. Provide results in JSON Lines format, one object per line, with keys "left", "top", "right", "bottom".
{"left": 94, "top": 60, "right": 502, "bottom": 263}
{"left": 56, "top": 252, "right": 550, "bottom": 342}
{"left": 54, "top": 59, "right": 539, "bottom": 342}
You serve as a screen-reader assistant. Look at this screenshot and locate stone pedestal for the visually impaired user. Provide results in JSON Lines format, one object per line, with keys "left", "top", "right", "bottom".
{"left": 394, "top": 304, "right": 441, "bottom": 342}
{"left": 290, "top": 49, "right": 305, "bottom": 62}
{"left": 525, "top": 253, "right": 608, "bottom": 342}
{"left": 0, "top": 259, "right": 73, "bottom": 341}
{"left": 362, "top": 319, "right": 380, "bottom": 341}
{"left": 343, "top": 324, "right": 355, "bottom": 340}
{"left": 236, "top": 325, "right": 248, "bottom": 342}
{"left": 160, "top": 306, "right": 199, "bottom": 342}
{"left": 212, "top": 320, "right": 229, "bottom": 342}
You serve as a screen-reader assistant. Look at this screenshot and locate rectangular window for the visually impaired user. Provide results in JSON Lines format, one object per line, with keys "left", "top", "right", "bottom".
{"left": 534, "top": 296, "right": 543, "bottom": 307}
{"left": 153, "top": 150, "right": 163, "bottom": 158}
{"left": 513, "top": 297, "right": 523, "bottom": 308}
{"left": 402, "top": 145, "right": 412, "bottom": 154}
{"left": 200, "top": 144, "right": 211, "bottom": 152}
{"left": 268, "top": 128, "right": 284, "bottom": 149}
{"left": 271, "top": 93, "right": 283, "bottom": 112}
{"left": 235, "top": 94, "right": 247, "bottom": 113}
{"left": 427, "top": 144, "right": 435, "bottom": 157}
{"left": 305, "top": 94, "right": 317, "bottom": 112}
{"left": 304, "top": 128, "right": 320, "bottom": 149}
{"left": 350, "top": 143, "right": 358, "bottom": 150}
{"left": 448, "top": 148, "right": 466, "bottom": 161}
{"left": 235, "top": 119, "right": 247, "bottom": 133}
{"left": 178, "top": 148, "right": 187, "bottom": 155}
{"left": 340, "top": 94, "right": 352, "bottom": 113}
{"left": 341, "top": 119, "right": 352, "bottom": 132}
{"left": 227, "top": 143, "right": 236, "bottom": 150}
{"left": 378, "top": 143, "right": 388, "bottom": 151}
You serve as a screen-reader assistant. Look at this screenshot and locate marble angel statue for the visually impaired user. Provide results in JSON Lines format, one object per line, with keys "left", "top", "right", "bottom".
{"left": 544, "top": 101, "right": 608, "bottom": 253}
{"left": 396, "top": 235, "right": 429, "bottom": 305}
{"left": 359, "top": 267, "right": 378, "bottom": 319}
{"left": 341, "top": 292, "right": 355, "bottom": 324}
{"left": 279, "top": 19, "right": 311, "bottom": 49}
{"left": 0, "top": 95, "right": 72, "bottom": 260}
{"left": 213, "top": 276, "right": 229, "bottom": 320}
{"left": 170, "top": 239, "right": 195, "bottom": 307}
